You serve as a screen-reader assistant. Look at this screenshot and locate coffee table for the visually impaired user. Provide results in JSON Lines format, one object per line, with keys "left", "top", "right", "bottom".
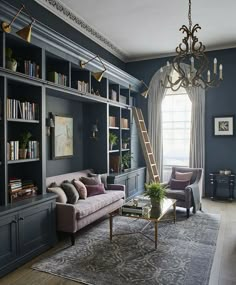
{"left": 109, "top": 196, "right": 176, "bottom": 249}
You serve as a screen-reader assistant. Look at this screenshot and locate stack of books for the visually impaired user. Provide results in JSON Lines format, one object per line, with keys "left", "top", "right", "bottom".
{"left": 122, "top": 200, "right": 148, "bottom": 215}
{"left": 24, "top": 60, "right": 40, "bottom": 77}
{"left": 48, "top": 71, "right": 68, "bottom": 86}
{"left": 7, "top": 98, "right": 39, "bottom": 120}
{"left": 9, "top": 178, "right": 38, "bottom": 203}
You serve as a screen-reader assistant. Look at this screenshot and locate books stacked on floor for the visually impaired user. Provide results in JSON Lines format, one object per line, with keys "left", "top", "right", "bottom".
{"left": 77, "top": 80, "right": 89, "bottom": 93}
{"left": 7, "top": 98, "right": 39, "bottom": 120}
{"left": 122, "top": 200, "right": 149, "bottom": 215}
{"left": 9, "top": 178, "right": 38, "bottom": 203}
{"left": 48, "top": 71, "right": 68, "bottom": 86}
{"left": 24, "top": 60, "right": 40, "bottom": 77}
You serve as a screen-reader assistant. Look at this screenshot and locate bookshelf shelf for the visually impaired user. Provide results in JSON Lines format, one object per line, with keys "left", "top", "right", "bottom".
{"left": 122, "top": 149, "right": 130, "bottom": 152}
{"left": 8, "top": 119, "right": 40, "bottom": 124}
{"left": 8, "top": 158, "right": 40, "bottom": 164}
{"left": 109, "top": 150, "right": 119, "bottom": 153}
{"left": 109, "top": 127, "right": 119, "bottom": 130}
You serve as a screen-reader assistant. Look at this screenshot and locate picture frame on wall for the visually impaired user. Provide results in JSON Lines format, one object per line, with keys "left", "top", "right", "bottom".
{"left": 51, "top": 114, "right": 73, "bottom": 159}
{"left": 213, "top": 115, "right": 234, "bottom": 136}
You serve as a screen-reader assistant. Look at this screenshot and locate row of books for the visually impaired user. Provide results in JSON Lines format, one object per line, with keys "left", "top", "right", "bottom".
{"left": 7, "top": 140, "right": 40, "bottom": 161}
{"left": 9, "top": 178, "right": 38, "bottom": 203}
{"left": 77, "top": 80, "right": 89, "bottom": 93}
{"left": 24, "top": 60, "right": 40, "bottom": 78}
{"left": 7, "top": 98, "right": 39, "bottom": 120}
{"left": 48, "top": 71, "right": 68, "bottom": 86}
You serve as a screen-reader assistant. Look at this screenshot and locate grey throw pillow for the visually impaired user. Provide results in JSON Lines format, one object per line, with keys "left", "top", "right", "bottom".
{"left": 61, "top": 182, "right": 79, "bottom": 204}
{"left": 80, "top": 175, "right": 101, "bottom": 185}
{"left": 47, "top": 184, "right": 67, "bottom": 204}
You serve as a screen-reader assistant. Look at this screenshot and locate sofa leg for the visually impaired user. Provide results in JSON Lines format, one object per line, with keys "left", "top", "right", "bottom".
{"left": 71, "top": 233, "right": 75, "bottom": 246}
{"left": 186, "top": 209, "right": 190, "bottom": 218}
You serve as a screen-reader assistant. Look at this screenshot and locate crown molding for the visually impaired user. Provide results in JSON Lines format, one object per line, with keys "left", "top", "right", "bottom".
{"left": 34, "top": 0, "right": 127, "bottom": 61}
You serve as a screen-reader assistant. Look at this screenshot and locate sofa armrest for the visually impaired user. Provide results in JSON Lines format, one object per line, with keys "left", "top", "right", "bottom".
{"left": 107, "top": 184, "right": 125, "bottom": 191}
{"left": 56, "top": 202, "right": 77, "bottom": 233}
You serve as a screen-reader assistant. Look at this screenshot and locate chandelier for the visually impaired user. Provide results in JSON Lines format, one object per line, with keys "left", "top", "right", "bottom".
{"left": 161, "top": 0, "right": 223, "bottom": 91}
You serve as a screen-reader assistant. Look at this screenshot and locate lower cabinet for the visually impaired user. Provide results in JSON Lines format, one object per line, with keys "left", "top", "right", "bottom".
{"left": 0, "top": 194, "right": 56, "bottom": 277}
{"left": 108, "top": 167, "right": 146, "bottom": 200}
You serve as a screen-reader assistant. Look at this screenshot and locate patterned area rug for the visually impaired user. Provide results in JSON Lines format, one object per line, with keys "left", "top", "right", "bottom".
{"left": 32, "top": 211, "right": 220, "bottom": 285}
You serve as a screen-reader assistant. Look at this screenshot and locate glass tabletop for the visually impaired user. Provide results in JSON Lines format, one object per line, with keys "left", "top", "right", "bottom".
{"left": 120, "top": 195, "right": 176, "bottom": 220}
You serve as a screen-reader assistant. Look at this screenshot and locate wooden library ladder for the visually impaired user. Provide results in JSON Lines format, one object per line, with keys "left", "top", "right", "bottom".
{"left": 132, "top": 107, "right": 160, "bottom": 183}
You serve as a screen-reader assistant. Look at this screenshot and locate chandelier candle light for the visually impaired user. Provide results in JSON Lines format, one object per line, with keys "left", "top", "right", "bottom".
{"left": 161, "top": 0, "right": 223, "bottom": 91}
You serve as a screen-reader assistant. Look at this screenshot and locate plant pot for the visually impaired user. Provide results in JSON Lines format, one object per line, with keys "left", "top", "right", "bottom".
{"left": 19, "top": 148, "right": 27, "bottom": 159}
{"left": 122, "top": 143, "right": 128, "bottom": 149}
{"left": 150, "top": 198, "right": 162, "bottom": 217}
{"left": 6, "top": 60, "right": 17, "bottom": 72}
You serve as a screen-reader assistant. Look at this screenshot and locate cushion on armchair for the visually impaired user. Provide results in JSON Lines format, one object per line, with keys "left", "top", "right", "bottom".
{"left": 175, "top": 171, "right": 193, "bottom": 181}
{"left": 170, "top": 178, "right": 190, "bottom": 190}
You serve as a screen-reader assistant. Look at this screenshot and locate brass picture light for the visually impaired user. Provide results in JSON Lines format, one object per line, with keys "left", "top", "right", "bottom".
{"left": 1, "top": 3, "right": 35, "bottom": 43}
{"left": 140, "top": 80, "right": 149, "bottom": 98}
{"left": 80, "top": 55, "right": 106, "bottom": 82}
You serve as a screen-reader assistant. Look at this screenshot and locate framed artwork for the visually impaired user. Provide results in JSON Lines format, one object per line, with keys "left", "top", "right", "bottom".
{"left": 213, "top": 115, "right": 234, "bottom": 136}
{"left": 51, "top": 114, "right": 73, "bottom": 159}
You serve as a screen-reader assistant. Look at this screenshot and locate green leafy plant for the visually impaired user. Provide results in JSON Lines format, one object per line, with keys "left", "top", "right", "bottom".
{"left": 19, "top": 131, "right": 32, "bottom": 149}
{"left": 121, "top": 152, "right": 133, "bottom": 170}
{"left": 109, "top": 132, "right": 118, "bottom": 145}
{"left": 144, "top": 182, "right": 166, "bottom": 202}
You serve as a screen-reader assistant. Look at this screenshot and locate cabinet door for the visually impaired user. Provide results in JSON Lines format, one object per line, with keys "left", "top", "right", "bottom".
{"left": 115, "top": 175, "right": 128, "bottom": 198}
{"left": 18, "top": 202, "right": 53, "bottom": 256}
{"left": 137, "top": 168, "right": 145, "bottom": 193}
{"left": 0, "top": 214, "right": 17, "bottom": 268}
{"left": 127, "top": 172, "right": 138, "bottom": 199}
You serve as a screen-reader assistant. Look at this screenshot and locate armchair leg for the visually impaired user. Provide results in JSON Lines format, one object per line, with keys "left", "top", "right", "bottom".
{"left": 186, "top": 209, "right": 190, "bottom": 218}
{"left": 200, "top": 203, "right": 202, "bottom": 211}
{"left": 71, "top": 233, "right": 75, "bottom": 246}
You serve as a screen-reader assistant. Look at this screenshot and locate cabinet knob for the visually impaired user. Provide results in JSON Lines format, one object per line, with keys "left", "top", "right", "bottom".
{"left": 18, "top": 217, "right": 24, "bottom": 221}
{"left": 11, "top": 219, "right": 17, "bottom": 224}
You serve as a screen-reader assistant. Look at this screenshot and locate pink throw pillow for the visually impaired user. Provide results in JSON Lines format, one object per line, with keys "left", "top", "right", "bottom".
{"left": 73, "top": 179, "right": 87, "bottom": 199}
{"left": 85, "top": 183, "right": 106, "bottom": 197}
{"left": 170, "top": 178, "right": 190, "bottom": 190}
{"left": 175, "top": 171, "right": 193, "bottom": 181}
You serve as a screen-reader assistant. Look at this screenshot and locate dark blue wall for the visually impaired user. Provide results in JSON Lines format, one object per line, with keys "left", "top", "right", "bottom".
{"left": 127, "top": 48, "right": 236, "bottom": 198}
{"left": 8, "top": 0, "right": 125, "bottom": 70}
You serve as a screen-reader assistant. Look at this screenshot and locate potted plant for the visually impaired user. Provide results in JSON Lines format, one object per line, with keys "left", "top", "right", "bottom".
{"left": 121, "top": 152, "right": 133, "bottom": 171}
{"left": 6, "top": 48, "right": 17, "bottom": 72}
{"left": 122, "top": 137, "right": 130, "bottom": 149}
{"left": 19, "top": 131, "right": 32, "bottom": 159}
{"left": 109, "top": 132, "right": 118, "bottom": 150}
{"left": 144, "top": 182, "right": 166, "bottom": 216}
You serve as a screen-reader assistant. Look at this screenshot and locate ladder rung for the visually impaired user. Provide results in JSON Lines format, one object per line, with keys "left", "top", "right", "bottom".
{"left": 151, "top": 164, "right": 156, "bottom": 166}
{"left": 145, "top": 141, "right": 150, "bottom": 144}
{"left": 141, "top": 130, "right": 147, "bottom": 133}
{"left": 139, "top": 120, "right": 144, "bottom": 122}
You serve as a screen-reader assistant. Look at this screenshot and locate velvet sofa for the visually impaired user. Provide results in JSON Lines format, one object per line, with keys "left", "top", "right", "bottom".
{"left": 46, "top": 169, "right": 125, "bottom": 245}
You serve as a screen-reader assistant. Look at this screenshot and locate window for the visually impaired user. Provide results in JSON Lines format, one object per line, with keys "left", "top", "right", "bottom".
{"left": 162, "top": 71, "right": 192, "bottom": 181}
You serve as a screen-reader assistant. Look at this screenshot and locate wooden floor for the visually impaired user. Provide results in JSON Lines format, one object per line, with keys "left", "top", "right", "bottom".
{"left": 1, "top": 198, "right": 236, "bottom": 285}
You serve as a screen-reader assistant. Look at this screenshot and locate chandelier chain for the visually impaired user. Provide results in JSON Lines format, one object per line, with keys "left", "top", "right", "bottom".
{"left": 188, "top": 0, "right": 192, "bottom": 30}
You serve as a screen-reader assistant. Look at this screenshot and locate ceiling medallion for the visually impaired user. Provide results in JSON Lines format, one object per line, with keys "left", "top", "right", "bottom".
{"left": 161, "top": 0, "right": 223, "bottom": 91}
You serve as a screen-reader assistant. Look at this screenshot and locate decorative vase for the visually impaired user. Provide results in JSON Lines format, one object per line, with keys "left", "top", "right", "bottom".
{"left": 150, "top": 198, "right": 162, "bottom": 217}
{"left": 122, "top": 143, "right": 128, "bottom": 149}
{"left": 6, "top": 60, "right": 17, "bottom": 72}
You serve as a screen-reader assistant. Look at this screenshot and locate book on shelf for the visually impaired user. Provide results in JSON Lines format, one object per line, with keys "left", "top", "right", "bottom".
{"left": 24, "top": 60, "right": 40, "bottom": 78}
{"left": 7, "top": 98, "right": 39, "bottom": 120}
{"left": 48, "top": 71, "right": 67, "bottom": 86}
{"left": 8, "top": 140, "right": 39, "bottom": 160}
{"left": 77, "top": 80, "right": 89, "bottom": 93}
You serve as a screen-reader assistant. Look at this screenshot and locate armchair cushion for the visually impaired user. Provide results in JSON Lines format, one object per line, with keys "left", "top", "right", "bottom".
{"left": 175, "top": 171, "right": 193, "bottom": 181}
{"left": 170, "top": 178, "right": 190, "bottom": 190}
{"left": 165, "top": 189, "right": 186, "bottom": 201}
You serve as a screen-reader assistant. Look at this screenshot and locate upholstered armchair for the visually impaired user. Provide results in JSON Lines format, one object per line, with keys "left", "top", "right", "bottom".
{"left": 164, "top": 167, "right": 203, "bottom": 218}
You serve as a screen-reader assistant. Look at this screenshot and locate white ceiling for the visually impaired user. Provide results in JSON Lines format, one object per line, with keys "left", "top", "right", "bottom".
{"left": 38, "top": 0, "right": 236, "bottom": 62}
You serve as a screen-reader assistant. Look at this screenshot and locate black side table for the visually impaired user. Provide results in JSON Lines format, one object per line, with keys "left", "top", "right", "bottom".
{"left": 209, "top": 173, "right": 235, "bottom": 201}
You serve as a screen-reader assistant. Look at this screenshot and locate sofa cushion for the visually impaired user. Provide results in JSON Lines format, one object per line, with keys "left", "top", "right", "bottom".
{"left": 88, "top": 173, "right": 108, "bottom": 189}
{"left": 73, "top": 179, "right": 87, "bottom": 199}
{"left": 85, "top": 183, "right": 106, "bottom": 197}
{"left": 170, "top": 178, "right": 190, "bottom": 190}
{"left": 61, "top": 182, "right": 79, "bottom": 204}
{"left": 165, "top": 189, "right": 186, "bottom": 201}
{"left": 74, "top": 190, "right": 124, "bottom": 219}
{"left": 48, "top": 186, "right": 67, "bottom": 203}
{"left": 80, "top": 175, "right": 101, "bottom": 185}
{"left": 175, "top": 171, "right": 193, "bottom": 181}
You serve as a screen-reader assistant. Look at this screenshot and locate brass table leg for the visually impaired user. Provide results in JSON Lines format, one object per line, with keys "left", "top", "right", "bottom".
{"left": 173, "top": 202, "right": 176, "bottom": 223}
{"left": 109, "top": 213, "right": 113, "bottom": 241}
{"left": 154, "top": 221, "right": 158, "bottom": 249}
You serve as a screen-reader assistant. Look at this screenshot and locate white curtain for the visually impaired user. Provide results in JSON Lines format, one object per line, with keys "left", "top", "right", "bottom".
{"left": 148, "top": 66, "right": 171, "bottom": 180}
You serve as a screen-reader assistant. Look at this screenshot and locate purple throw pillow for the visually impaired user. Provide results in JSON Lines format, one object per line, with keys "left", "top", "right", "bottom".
{"left": 170, "top": 178, "right": 190, "bottom": 190}
{"left": 85, "top": 183, "right": 106, "bottom": 197}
